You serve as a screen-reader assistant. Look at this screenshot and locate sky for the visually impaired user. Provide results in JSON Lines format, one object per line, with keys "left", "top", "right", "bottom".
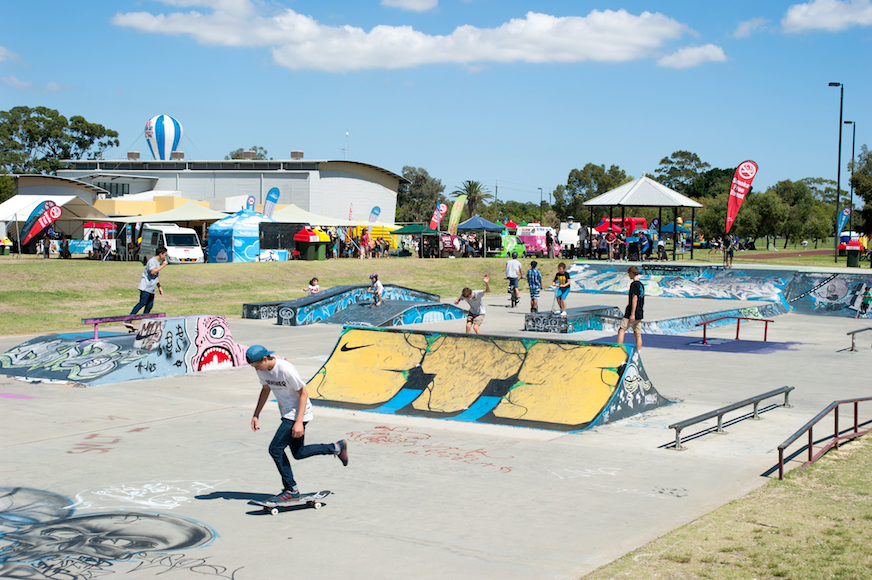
{"left": 1, "top": 0, "right": 871, "bottom": 206}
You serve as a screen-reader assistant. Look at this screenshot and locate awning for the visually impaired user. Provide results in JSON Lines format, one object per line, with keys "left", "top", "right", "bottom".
{"left": 271, "top": 204, "right": 360, "bottom": 226}
{"left": 0, "top": 194, "right": 112, "bottom": 223}
{"left": 112, "top": 201, "right": 230, "bottom": 223}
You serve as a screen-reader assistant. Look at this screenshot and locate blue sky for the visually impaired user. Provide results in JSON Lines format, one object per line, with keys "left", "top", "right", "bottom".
{"left": 1, "top": 0, "right": 870, "bottom": 205}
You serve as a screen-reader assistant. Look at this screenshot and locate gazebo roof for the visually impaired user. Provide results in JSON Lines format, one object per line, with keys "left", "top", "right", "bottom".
{"left": 583, "top": 176, "right": 703, "bottom": 208}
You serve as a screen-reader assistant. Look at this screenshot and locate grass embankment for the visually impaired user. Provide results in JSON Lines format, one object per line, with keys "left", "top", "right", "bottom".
{"left": 584, "top": 436, "right": 872, "bottom": 580}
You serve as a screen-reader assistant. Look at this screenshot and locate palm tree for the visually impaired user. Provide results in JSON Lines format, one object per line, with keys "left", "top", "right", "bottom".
{"left": 451, "top": 180, "right": 493, "bottom": 219}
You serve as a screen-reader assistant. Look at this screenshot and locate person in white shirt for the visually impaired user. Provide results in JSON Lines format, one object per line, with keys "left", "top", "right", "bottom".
{"left": 369, "top": 273, "right": 384, "bottom": 306}
{"left": 505, "top": 252, "right": 523, "bottom": 307}
{"left": 454, "top": 275, "right": 491, "bottom": 334}
{"left": 248, "top": 344, "right": 348, "bottom": 503}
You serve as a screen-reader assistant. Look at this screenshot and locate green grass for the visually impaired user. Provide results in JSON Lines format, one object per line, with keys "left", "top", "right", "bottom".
{"left": 583, "top": 436, "right": 872, "bottom": 580}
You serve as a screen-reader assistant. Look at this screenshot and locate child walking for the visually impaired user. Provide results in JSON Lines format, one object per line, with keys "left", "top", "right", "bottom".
{"left": 617, "top": 266, "right": 645, "bottom": 350}
{"left": 248, "top": 345, "right": 348, "bottom": 503}
{"left": 526, "top": 260, "right": 542, "bottom": 313}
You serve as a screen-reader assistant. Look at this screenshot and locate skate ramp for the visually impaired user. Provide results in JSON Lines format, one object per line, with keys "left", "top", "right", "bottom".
{"left": 307, "top": 327, "right": 669, "bottom": 432}
{"left": 0, "top": 315, "right": 247, "bottom": 386}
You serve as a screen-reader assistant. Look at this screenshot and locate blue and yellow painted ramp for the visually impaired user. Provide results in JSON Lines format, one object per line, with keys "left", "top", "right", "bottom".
{"left": 307, "top": 327, "right": 669, "bottom": 432}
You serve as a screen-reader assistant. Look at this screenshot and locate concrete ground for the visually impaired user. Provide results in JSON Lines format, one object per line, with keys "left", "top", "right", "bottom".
{"left": 1, "top": 284, "right": 867, "bottom": 579}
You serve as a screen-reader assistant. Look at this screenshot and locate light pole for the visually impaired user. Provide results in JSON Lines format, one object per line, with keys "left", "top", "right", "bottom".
{"left": 829, "top": 82, "right": 843, "bottom": 263}
{"left": 845, "top": 120, "right": 856, "bottom": 235}
{"left": 538, "top": 187, "right": 543, "bottom": 222}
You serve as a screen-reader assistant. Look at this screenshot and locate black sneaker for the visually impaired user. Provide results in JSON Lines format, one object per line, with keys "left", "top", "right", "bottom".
{"left": 268, "top": 488, "right": 300, "bottom": 503}
{"left": 336, "top": 440, "right": 349, "bottom": 466}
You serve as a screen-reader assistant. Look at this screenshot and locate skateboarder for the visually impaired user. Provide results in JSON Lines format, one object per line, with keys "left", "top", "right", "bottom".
{"left": 127, "top": 246, "right": 168, "bottom": 332}
{"left": 454, "top": 274, "right": 491, "bottom": 334}
{"left": 369, "top": 273, "right": 384, "bottom": 306}
{"left": 552, "top": 262, "right": 571, "bottom": 316}
{"left": 617, "top": 266, "right": 644, "bottom": 350}
{"left": 248, "top": 344, "right": 348, "bottom": 503}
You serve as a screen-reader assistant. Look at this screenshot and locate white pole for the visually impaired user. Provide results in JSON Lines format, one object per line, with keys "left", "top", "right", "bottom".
{"left": 14, "top": 212, "right": 21, "bottom": 259}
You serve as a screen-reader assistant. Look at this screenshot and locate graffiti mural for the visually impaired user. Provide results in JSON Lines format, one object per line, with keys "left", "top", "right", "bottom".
{"left": 0, "top": 487, "right": 239, "bottom": 580}
{"left": 69, "top": 480, "right": 229, "bottom": 511}
{"left": 307, "top": 327, "right": 669, "bottom": 432}
{"left": 0, "top": 315, "right": 247, "bottom": 386}
{"left": 785, "top": 273, "right": 872, "bottom": 317}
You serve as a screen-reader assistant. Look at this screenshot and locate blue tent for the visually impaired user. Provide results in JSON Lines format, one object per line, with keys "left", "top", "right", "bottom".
{"left": 208, "top": 209, "right": 275, "bottom": 263}
{"left": 658, "top": 223, "right": 691, "bottom": 234}
{"left": 458, "top": 215, "right": 506, "bottom": 232}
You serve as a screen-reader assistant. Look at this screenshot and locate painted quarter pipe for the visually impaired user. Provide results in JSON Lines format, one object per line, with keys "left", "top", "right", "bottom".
{"left": 307, "top": 327, "right": 670, "bottom": 432}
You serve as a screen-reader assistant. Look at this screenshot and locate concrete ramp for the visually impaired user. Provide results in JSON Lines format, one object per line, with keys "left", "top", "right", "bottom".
{"left": 307, "top": 327, "right": 669, "bottom": 432}
{"left": 0, "top": 315, "right": 247, "bottom": 386}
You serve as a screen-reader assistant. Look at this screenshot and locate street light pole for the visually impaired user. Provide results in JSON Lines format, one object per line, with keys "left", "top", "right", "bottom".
{"left": 845, "top": 120, "right": 856, "bottom": 235}
{"left": 829, "top": 82, "right": 844, "bottom": 264}
{"left": 538, "top": 187, "right": 543, "bottom": 223}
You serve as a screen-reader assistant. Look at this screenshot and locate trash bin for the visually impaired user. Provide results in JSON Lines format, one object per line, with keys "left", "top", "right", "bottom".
{"left": 293, "top": 228, "right": 320, "bottom": 261}
{"left": 315, "top": 242, "right": 327, "bottom": 261}
{"left": 847, "top": 247, "right": 861, "bottom": 268}
{"left": 1, "top": 246, "right": 9, "bottom": 256}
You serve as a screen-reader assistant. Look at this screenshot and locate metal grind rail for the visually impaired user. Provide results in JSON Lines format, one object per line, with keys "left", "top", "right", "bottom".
{"left": 846, "top": 327, "right": 872, "bottom": 352}
{"left": 668, "top": 386, "right": 794, "bottom": 450}
{"left": 695, "top": 316, "right": 774, "bottom": 345}
{"left": 777, "top": 396, "right": 872, "bottom": 480}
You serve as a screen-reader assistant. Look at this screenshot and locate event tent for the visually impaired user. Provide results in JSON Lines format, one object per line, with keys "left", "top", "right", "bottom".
{"left": 111, "top": 201, "right": 229, "bottom": 223}
{"left": 208, "top": 209, "right": 275, "bottom": 263}
{"left": 457, "top": 215, "right": 506, "bottom": 232}
{"left": 271, "top": 204, "right": 359, "bottom": 227}
{"left": 658, "top": 223, "right": 691, "bottom": 234}
{"left": 0, "top": 194, "right": 112, "bottom": 242}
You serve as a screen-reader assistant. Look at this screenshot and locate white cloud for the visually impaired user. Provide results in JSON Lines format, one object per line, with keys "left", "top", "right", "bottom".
{"left": 657, "top": 44, "right": 727, "bottom": 68}
{"left": 112, "top": 1, "right": 704, "bottom": 72}
{"left": 783, "top": 0, "right": 872, "bottom": 32}
{"left": 381, "top": 0, "right": 438, "bottom": 12}
{"left": 2, "top": 76, "right": 32, "bottom": 90}
{"left": 0, "top": 46, "right": 21, "bottom": 63}
{"left": 732, "top": 17, "right": 769, "bottom": 38}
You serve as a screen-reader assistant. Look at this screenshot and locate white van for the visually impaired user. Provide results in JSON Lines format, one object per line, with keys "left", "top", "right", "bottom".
{"left": 139, "top": 223, "right": 204, "bottom": 264}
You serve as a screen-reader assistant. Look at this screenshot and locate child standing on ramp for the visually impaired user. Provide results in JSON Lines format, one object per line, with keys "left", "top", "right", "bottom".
{"left": 617, "top": 266, "right": 645, "bottom": 350}
{"left": 552, "top": 262, "right": 571, "bottom": 316}
{"left": 526, "top": 261, "right": 542, "bottom": 313}
{"left": 369, "top": 273, "right": 384, "bottom": 306}
{"left": 454, "top": 274, "right": 491, "bottom": 334}
{"left": 248, "top": 345, "right": 348, "bottom": 503}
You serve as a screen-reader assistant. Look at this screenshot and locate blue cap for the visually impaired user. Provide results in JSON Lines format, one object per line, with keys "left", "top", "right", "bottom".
{"left": 245, "top": 344, "right": 274, "bottom": 363}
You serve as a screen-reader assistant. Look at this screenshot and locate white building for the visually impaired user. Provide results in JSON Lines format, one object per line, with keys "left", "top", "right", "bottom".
{"left": 59, "top": 155, "right": 405, "bottom": 222}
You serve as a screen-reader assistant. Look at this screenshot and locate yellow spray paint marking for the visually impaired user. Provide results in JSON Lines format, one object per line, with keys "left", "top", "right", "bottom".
{"left": 493, "top": 343, "right": 628, "bottom": 425}
{"left": 414, "top": 337, "right": 525, "bottom": 413}
{"left": 307, "top": 328, "right": 427, "bottom": 404}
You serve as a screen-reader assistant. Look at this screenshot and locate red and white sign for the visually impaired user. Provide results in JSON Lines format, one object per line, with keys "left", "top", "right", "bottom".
{"left": 22, "top": 203, "right": 63, "bottom": 245}
{"left": 726, "top": 160, "right": 758, "bottom": 234}
{"left": 429, "top": 203, "right": 448, "bottom": 231}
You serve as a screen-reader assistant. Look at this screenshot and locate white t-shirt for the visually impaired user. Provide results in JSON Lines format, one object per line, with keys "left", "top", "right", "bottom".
{"left": 461, "top": 289, "right": 486, "bottom": 316}
{"left": 256, "top": 359, "right": 313, "bottom": 422}
{"left": 505, "top": 259, "right": 522, "bottom": 278}
{"left": 371, "top": 280, "right": 384, "bottom": 295}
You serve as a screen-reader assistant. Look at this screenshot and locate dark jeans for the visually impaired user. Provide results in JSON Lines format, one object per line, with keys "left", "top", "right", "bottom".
{"left": 269, "top": 419, "right": 335, "bottom": 490}
{"left": 130, "top": 290, "right": 155, "bottom": 315}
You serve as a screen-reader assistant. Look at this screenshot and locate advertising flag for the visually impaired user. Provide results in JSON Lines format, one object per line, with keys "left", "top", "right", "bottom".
{"left": 447, "top": 195, "right": 467, "bottom": 235}
{"left": 367, "top": 206, "right": 381, "bottom": 236}
{"left": 726, "top": 160, "right": 758, "bottom": 233}
{"left": 429, "top": 203, "right": 448, "bottom": 231}
{"left": 263, "top": 188, "right": 280, "bottom": 218}
{"left": 837, "top": 207, "right": 851, "bottom": 238}
{"left": 246, "top": 196, "right": 256, "bottom": 211}
{"left": 22, "top": 201, "right": 63, "bottom": 245}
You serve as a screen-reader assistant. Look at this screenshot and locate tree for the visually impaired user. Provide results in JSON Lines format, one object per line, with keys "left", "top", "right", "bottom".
{"left": 804, "top": 205, "right": 833, "bottom": 248}
{"left": 552, "top": 163, "right": 629, "bottom": 223}
{"left": 0, "top": 172, "right": 15, "bottom": 204}
{"left": 0, "top": 106, "right": 119, "bottom": 174}
{"left": 799, "top": 177, "right": 840, "bottom": 205}
{"left": 696, "top": 193, "right": 758, "bottom": 241}
{"left": 451, "top": 180, "right": 492, "bottom": 219}
{"left": 851, "top": 145, "right": 872, "bottom": 234}
{"left": 225, "top": 146, "right": 270, "bottom": 160}
{"left": 686, "top": 168, "right": 732, "bottom": 199}
{"left": 396, "top": 166, "right": 447, "bottom": 222}
{"left": 654, "top": 151, "right": 710, "bottom": 194}
{"left": 747, "top": 190, "right": 789, "bottom": 247}
{"left": 770, "top": 180, "right": 815, "bottom": 248}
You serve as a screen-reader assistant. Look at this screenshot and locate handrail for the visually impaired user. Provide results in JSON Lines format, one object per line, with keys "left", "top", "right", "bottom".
{"left": 846, "top": 327, "right": 872, "bottom": 352}
{"left": 668, "top": 386, "right": 794, "bottom": 450}
{"left": 776, "top": 396, "right": 872, "bottom": 479}
{"left": 82, "top": 313, "right": 166, "bottom": 340}
{"left": 695, "top": 316, "right": 774, "bottom": 345}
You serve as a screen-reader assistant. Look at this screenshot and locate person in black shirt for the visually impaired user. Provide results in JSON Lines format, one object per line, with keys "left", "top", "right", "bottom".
{"left": 617, "top": 265, "right": 644, "bottom": 350}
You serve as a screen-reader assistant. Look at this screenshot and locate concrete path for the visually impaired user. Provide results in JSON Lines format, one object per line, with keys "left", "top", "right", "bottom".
{"left": 1, "top": 285, "right": 866, "bottom": 579}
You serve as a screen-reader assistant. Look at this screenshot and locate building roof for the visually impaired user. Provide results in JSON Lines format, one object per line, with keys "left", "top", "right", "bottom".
{"left": 583, "top": 176, "right": 704, "bottom": 208}
{"left": 14, "top": 174, "right": 109, "bottom": 197}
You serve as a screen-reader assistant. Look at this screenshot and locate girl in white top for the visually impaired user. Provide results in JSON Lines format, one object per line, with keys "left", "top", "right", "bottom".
{"left": 369, "top": 273, "right": 384, "bottom": 306}
{"left": 304, "top": 277, "right": 320, "bottom": 295}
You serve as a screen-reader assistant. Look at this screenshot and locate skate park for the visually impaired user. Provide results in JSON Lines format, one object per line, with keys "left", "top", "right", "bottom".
{"left": 2, "top": 264, "right": 872, "bottom": 579}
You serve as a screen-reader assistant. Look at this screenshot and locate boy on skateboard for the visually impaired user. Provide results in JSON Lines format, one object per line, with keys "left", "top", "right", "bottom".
{"left": 126, "top": 246, "right": 168, "bottom": 332}
{"left": 617, "top": 266, "right": 645, "bottom": 350}
{"left": 454, "top": 274, "right": 491, "bottom": 334}
{"left": 248, "top": 345, "right": 348, "bottom": 503}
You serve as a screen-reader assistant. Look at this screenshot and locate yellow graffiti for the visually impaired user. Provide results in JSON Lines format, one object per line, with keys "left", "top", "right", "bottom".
{"left": 493, "top": 343, "right": 626, "bottom": 425}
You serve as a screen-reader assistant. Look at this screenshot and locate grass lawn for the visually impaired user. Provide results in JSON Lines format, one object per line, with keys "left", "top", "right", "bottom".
{"left": 583, "top": 436, "right": 872, "bottom": 580}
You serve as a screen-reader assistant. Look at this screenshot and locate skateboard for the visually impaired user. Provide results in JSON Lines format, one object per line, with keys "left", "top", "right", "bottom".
{"left": 253, "top": 490, "right": 331, "bottom": 515}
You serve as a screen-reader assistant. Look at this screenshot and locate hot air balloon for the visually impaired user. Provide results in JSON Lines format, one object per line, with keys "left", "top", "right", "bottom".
{"left": 144, "top": 115, "right": 183, "bottom": 160}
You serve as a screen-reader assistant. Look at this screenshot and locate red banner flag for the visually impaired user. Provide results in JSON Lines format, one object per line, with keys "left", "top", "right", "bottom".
{"left": 429, "top": 203, "right": 448, "bottom": 231}
{"left": 726, "top": 160, "right": 758, "bottom": 234}
{"left": 22, "top": 201, "right": 63, "bottom": 245}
